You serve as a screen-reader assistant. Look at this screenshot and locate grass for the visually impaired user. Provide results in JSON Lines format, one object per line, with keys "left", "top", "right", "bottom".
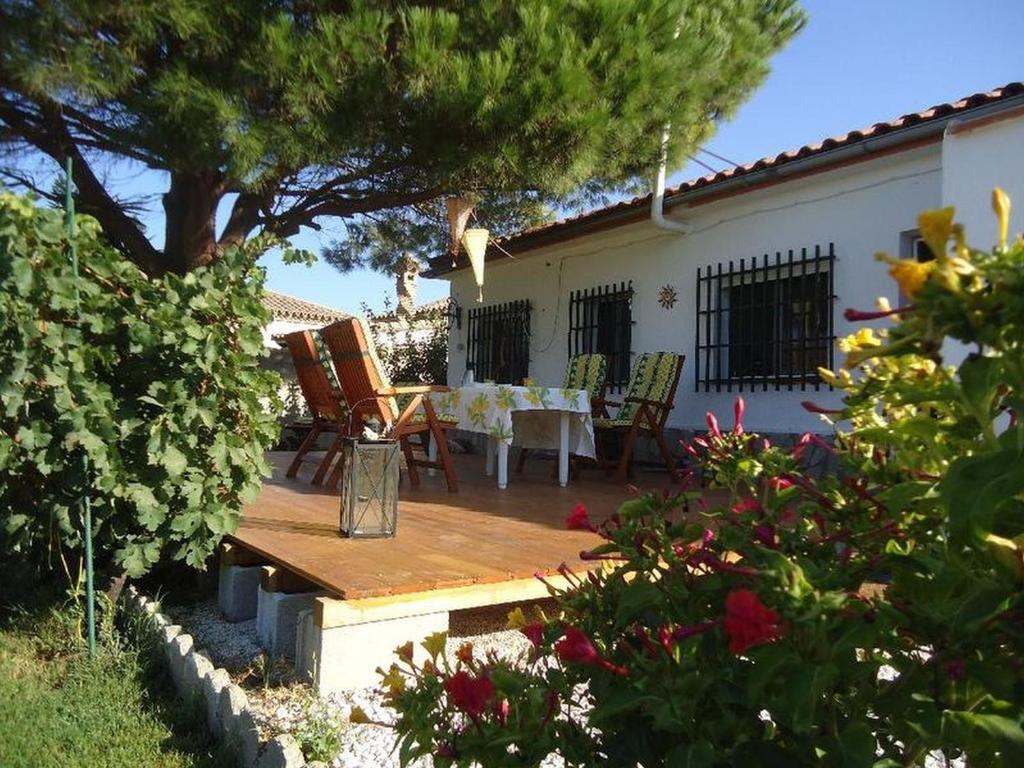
{"left": 0, "top": 591, "right": 232, "bottom": 768}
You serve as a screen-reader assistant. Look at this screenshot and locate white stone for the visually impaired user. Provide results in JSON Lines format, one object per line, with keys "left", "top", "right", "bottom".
{"left": 167, "top": 633, "right": 195, "bottom": 689}
{"left": 182, "top": 649, "right": 215, "bottom": 698}
{"left": 257, "top": 734, "right": 305, "bottom": 768}
{"left": 219, "top": 683, "right": 260, "bottom": 766}
{"left": 219, "top": 564, "right": 263, "bottom": 621}
{"left": 203, "top": 668, "right": 232, "bottom": 733}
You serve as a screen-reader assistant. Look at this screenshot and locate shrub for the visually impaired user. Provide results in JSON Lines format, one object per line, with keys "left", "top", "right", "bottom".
{"left": 367, "top": 300, "right": 450, "bottom": 386}
{"left": 0, "top": 192, "right": 281, "bottom": 578}
{"left": 381, "top": 193, "right": 1024, "bottom": 767}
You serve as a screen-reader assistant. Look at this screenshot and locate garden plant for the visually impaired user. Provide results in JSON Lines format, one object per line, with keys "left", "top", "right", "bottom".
{"left": 378, "top": 192, "right": 1024, "bottom": 767}
{"left": 0, "top": 192, "right": 281, "bottom": 579}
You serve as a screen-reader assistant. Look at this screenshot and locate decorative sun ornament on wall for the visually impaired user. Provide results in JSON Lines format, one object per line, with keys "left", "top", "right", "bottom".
{"left": 658, "top": 284, "right": 678, "bottom": 309}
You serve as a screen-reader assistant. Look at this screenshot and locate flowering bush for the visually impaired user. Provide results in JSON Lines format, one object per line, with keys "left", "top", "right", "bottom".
{"left": 381, "top": 193, "right": 1024, "bottom": 767}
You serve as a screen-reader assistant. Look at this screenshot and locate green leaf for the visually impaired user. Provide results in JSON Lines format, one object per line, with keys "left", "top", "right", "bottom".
{"left": 666, "top": 742, "right": 715, "bottom": 768}
{"left": 943, "top": 447, "right": 1024, "bottom": 545}
{"left": 161, "top": 445, "right": 188, "bottom": 477}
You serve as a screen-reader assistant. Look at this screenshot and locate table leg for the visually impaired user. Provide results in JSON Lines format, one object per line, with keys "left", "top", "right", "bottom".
{"left": 559, "top": 412, "right": 570, "bottom": 487}
{"left": 427, "top": 434, "right": 437, "bottom": 477}
{"left": 497, "top": 442, "right": 509, "bottom": 490}
{"left": 485, "top": 437, "right": 495, "bottom": 476}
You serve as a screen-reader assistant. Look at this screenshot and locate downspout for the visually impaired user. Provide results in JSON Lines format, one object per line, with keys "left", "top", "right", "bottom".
{"left": 651, "top": 124, "right": 693, "bottom": 234}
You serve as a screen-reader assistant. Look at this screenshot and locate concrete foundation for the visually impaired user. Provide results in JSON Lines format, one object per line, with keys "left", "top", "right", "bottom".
{"left": 256, "top": 584, "right": 326, "bottom": 658}
{"left": 218, "top": 565, "right": 262, "bottom": 621}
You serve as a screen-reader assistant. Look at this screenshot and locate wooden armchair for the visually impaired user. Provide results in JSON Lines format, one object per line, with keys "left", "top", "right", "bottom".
{"left": 592, "top": 352, "right": 685, "bottom": 482}
{"left": 319, "top": 317, "right": 458, "bottom": 493}
{"left": 279, "top": 330, "right": 350, "bottom": 485}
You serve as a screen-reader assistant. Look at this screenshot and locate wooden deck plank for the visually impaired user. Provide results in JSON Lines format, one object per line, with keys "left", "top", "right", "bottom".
{"left": 231, "top": 451, "right": 682, "bottom": 600}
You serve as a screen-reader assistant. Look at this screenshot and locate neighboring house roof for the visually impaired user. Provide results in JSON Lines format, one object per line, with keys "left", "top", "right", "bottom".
{"left": 369, "top": 298, "right": 450, "bottom": 325}
{"left": 426, "top": 81, "right": 1024, "bottom": 277}
{"left": 263, "top": 289, "right": 350, "bottom": 325}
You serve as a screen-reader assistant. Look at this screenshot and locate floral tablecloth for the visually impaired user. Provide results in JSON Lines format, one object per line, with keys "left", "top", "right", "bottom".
{"left": 429, "top": 384, "right": 596, "bottom": 459}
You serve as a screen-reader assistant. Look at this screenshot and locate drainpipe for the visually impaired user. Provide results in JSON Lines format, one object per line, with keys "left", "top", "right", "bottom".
{"left": 651, "top": 124, "right": 692, "bottom": 234}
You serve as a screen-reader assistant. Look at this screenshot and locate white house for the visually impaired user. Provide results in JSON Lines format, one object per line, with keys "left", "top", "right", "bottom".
{"left": 426, "top": 82, "right": 1024, "bottom": 439}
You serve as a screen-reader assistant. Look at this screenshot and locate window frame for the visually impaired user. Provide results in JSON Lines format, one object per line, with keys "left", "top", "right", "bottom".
{"left": 695, "top": 244, "right": 836, "bottom": 392}
{"left": 567, "top": 281, "right": 634, "bottom": 392}
{"left": 465, "top": 299, "right": 532, "bottom": 384}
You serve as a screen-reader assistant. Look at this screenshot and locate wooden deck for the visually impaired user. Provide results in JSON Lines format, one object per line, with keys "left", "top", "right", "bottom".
{"left": 230, "top": 451, "right": 683, "bottom": 600}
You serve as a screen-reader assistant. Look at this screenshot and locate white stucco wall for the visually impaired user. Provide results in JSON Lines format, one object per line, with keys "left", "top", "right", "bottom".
{"left": 941, "top": 113, "right": 1024, "bottom": 247}
{"left": 445, "top": 145, "right": 945, "bottom": 434}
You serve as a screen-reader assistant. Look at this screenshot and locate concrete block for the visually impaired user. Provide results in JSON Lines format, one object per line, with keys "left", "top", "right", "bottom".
{"left": 203, "top": 668, "right": 232, "bottom": 733}
{"left": 294, "top": 609, "right": 316, "bottom": 682}
{"left": 304, "top": 609, "right": 449, "bottom": 694}
{"left": 182, "top": 649, "right": 215, "bottom": 698}
{"left": 256, "top": 734, "right": 304, "bottom": 768}
{"left": 167, "top": 633, "right": 195, "bottom": 689}
{"left": 220, "top": 684, "right": 260, "bottom": 768}
{"left": 256, "top": 585, "right": 326, "bottom": 658}
{"left": 219, "top": 564, "right": 262, "bottom": 621}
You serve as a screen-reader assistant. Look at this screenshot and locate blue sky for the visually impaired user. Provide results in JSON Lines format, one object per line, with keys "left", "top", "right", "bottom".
{"left": 268, "top": 0, "right": 1023, "bottom": 313}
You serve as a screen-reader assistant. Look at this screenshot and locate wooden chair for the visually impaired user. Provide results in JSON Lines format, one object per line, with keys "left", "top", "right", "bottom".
{"left": 515, "top": 353, "right": 608, "bottom": 475}
{"left": 279, "top": 330, "right": 350, "bottom": 485}
{"left": 592, "top": 352, "right": 685, "bottom": 482}
{"left": 319, "top": 317, "right": 459, "bottom": 493}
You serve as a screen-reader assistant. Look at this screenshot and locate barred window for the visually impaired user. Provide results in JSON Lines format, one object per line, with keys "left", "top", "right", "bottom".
{"left": 466, "top": 300, "right": 531, "bottom": 383}
{"left": 568, "top": 282, "right": 633, "bottom": 391}
{"left": 695, "top": 244, "right": 836, "bottom": 391}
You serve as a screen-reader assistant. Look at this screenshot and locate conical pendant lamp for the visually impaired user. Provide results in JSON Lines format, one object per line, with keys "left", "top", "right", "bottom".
{"left": 446, "top": 196, "right": 475, "bottom": 266}
{"left": 461, "top": 227, "right": 489, "bottom": 302}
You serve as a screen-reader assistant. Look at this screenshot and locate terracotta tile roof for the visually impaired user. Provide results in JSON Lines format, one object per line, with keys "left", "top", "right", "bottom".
{"left": 426, "top": 81, "right": 1024, "bottom": 277}
{"left": 263, "top": 289, "right": 350, "bottom": 325}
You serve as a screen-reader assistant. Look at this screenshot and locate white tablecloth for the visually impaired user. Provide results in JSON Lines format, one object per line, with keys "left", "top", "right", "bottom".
{"left": 429, "top": 384, "right": 596, "bottom": 459}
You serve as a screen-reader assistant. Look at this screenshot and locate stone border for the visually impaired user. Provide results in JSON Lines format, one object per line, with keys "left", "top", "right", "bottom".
{"left": 123, "top": 586, "right": 306, "bottom": 768}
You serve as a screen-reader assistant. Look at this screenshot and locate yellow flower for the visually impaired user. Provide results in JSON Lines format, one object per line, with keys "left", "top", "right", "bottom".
{"left": 917, "top": 206, "right": 955, "bottom": 259}
{"left": 888, "top": 259, "right": 935, "bottom": 299}
{"left": 349, "top": 705, "right": 372, "bottom": 724}
{"left": 506, "top": 606, "right": 527, "bottom": 630}
{"left": 422, "top": 631, "right": 447, "bottom": 660}
{"left": 992, "top": 187, "right": 1011, "bottom": 250}
{"left": 817, "top": 366, "right": 853, "bottom": 388}
{"left": 381, "top": 664, "right": 406, "bottom": 695}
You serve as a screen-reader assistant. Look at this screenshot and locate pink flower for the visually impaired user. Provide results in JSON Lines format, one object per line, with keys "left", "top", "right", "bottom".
{"left": 766, "top": 476, "right": 794, "bottom": 492}
{"left": 843, "top": 306, "right": 911, "bottom": 322}
{"left": 801, "top": 400, "right": 843, "bottom": 415}
{"left": 706, "top": 411, "right": 723, "bottom": 438}
{"left": 732, "top": 397, "right": 746, "bottom": 435}
{"left": 753, "top": 523, "right": 777, "bottom": 549}
{"left": 565, "top": 503, "right": 594, "bottom": 531}
{"left": 443, "top": 670, "right": 495, "bottom": 717}
{"left": 723, "top": 589, "right": 785, "bottom": 654}
{"left": 494, "top": 697, "right": 510, "bottom": 723}
{"left": 555, "top": 627, "right": 628, "bottom": 676}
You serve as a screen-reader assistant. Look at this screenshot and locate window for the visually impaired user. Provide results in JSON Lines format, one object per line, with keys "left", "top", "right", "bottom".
{"left": 568, "top": 282, "right": 633, "bottom": 391}
{"left": 695, "top": 244, "right": 836, "bottom": 392}
{"left": 466, "top": 300, "right": 531, "bottom": 383}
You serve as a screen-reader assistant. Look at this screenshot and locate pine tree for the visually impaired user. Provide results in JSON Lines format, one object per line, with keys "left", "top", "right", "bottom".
{"left": 0, "top": 1, "right": 803, "bottom": 276}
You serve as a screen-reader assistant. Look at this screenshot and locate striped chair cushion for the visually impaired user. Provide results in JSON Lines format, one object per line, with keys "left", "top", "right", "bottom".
{"left": 563, "top": 353, "right": 608, "bottom": 401}
{"left": 614, "top": 352, "right": 682, "bottom": 425}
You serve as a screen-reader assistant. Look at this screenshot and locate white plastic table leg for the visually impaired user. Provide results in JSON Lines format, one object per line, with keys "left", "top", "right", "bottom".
{"left": 559, "top": 412, "right": 570, "bottom": 487}
{"left": 497, "top": 441, "right": 509, "bottom": 490}
{"left": 485, "top": 437, "right": 496, "bottom": 476}
{"left": 427, "top": 434, "right": 437, "bottom": 477}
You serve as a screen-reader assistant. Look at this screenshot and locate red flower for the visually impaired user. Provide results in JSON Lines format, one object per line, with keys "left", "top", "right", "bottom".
{"left": 843, "top": 306, "right": 911, "bottom": 322}
{"left": 731, "top": 497, "right": 762, "bottom": 515}
{"left": 723, "top": 589, "right": 785, "bottom": 654}
{"left": 455, "top": 642, "right": 474, "bottom": 664}
{"left": 766, "top": 476, "right": 794, "bottom": 492}
{"left": 555, "top": 627, "right": 628, "bottom": 676}
{"left": 494, "top": 697, "right": 510, "bottom": 723}
{"left": 801, "top": 400, "right": 843, "bottom": 415}
{"left": 565, "top": 503, "right": 594, "bottom": 531}
{"left": 753, "top": 523, "right": 777, "bottom": 549}
{"left": 443, "top": 670, "right": 495, "bottom": 717}
{"left": 520, "top": 623, "right": 544, "bottom": 649}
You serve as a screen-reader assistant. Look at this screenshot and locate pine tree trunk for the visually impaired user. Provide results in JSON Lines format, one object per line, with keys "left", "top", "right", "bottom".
{"left": 162, "top": 172, "right": 221, "bottom": 274}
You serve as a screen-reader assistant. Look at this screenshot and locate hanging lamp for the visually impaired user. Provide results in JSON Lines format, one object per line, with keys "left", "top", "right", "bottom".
{"left": 461, "top": 227, "right": 489, "bottom": 302}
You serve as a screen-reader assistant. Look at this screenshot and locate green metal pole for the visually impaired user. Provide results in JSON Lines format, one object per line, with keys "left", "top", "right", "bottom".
{"left": 65, "top": 157, "right": 96, "bottom": 658}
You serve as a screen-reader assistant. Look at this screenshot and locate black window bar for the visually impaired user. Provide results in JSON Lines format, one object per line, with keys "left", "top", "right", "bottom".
{"left": 466, "top": 299, "right": 532, "bottom": 384}
{"left": 567, "top": 281, "right": 633, "bottom": 392}
{"left": 695, "top": 244, "right": 836, "bottom": 392}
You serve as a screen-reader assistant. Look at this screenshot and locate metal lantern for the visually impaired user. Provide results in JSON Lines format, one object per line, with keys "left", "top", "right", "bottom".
{"left": 339, "top": 438, "right": 400, "bottom": 538}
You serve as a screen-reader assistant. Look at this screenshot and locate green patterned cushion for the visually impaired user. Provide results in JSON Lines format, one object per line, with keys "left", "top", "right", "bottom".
{"left": 616, "top": 352, "right": 682, "bottom": 424}
{"left": 563, "top": 354, "right": 608, "bottom": 401}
